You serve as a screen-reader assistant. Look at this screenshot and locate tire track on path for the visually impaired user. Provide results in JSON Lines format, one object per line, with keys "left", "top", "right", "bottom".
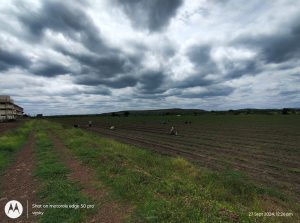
{"left": 48, "top": 131, "right": 131, "bottom": 223}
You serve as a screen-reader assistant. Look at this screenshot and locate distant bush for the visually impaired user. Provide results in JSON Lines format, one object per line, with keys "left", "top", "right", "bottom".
{"left": 282, "top": 108, "right": 290, "bottom": 115}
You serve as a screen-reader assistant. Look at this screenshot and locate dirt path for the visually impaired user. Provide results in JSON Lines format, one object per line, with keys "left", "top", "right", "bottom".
{"left": 0, "top": 132, "right": 38, "bottom": 223}
{"left": 49, "top": 132, "right": 131, "bottom": 223}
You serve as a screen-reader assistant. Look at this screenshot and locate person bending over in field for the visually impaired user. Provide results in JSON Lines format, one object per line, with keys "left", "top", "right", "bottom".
{"left": 170, "top": 126, "right": 178, "bottom": 135}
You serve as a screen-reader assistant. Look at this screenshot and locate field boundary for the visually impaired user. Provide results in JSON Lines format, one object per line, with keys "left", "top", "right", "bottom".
{"left": 48, "top": 131, "right": 132, "bottom": 223}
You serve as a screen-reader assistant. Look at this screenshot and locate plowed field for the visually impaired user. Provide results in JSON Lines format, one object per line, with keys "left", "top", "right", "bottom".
{"left": 53, "top": 114, "right": 300, "bottom": 201}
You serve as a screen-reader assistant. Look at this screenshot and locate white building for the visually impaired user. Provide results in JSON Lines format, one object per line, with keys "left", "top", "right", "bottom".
{"left": 0, "top": 96, "right": 23, "bottom": 122}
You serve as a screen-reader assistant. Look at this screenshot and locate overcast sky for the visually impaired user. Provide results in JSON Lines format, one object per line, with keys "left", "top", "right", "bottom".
{"left": 0, "top": 0, "right": 299, "bottom": 115}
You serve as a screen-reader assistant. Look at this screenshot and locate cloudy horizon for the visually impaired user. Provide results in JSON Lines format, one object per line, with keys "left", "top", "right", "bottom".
{"left": 0, "top": 0, "right": 299, "bottom": 115}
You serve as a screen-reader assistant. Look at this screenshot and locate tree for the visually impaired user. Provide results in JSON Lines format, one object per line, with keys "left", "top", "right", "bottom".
{"left": 282, "top": 108, "right": 289, "bottom": 115}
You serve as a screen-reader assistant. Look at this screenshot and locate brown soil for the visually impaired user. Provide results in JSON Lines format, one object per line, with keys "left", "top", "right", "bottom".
{"left": 83, "top": 126, "right": 300, "bottom": 201}
{"left": 0, "top": 121, "right": 21, "bottom": 134}
{"left": 0, "top": 132, "right": 38, "bottom": 223}
{"left": 48, "top": 132, "right": 131, "bottom": 223}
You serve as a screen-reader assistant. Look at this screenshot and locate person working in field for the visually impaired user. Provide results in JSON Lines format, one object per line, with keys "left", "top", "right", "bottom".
{"left": 88, "top": 120, "right": 92, "bottom": 127}
{"left": 170, "top": 126, "right": 178, "bottom": 135}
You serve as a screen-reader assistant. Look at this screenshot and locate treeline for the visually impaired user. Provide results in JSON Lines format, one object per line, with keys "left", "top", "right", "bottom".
{"left": 37, "top": 108, "right": 300, "bottom": 118}
{"left": 105, "top": 108, "right": 300, "bottom": 117}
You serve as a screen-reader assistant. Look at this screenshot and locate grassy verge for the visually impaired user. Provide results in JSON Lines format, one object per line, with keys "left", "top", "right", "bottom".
{"left": 47, "top": 120, "right": 298, "bottom": 223}
{"left": 0, "top": 121, "right": 33, "bottom": 174}
{"left": 34, "top": 122, "right": 92, "bottom": 223}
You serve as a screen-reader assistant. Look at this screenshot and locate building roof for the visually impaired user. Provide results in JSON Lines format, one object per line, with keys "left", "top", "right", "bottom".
{"left": 0, "top": 95, "right": 23, "bottom": 111}
{"left": 0, "top": 95, "right": 13, "bottom": 103}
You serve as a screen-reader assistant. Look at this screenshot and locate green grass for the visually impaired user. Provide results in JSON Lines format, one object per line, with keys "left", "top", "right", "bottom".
{"left": 0, "top": 121, "right": 33, "bottom": 174}
{"left": 46, "top": 120, "right": 299, "bottom": 223}
{"left": 34, "top": 123, "right": 92, "bottom": 223}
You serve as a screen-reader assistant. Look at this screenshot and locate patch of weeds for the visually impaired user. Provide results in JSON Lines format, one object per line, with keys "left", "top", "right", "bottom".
{"left": 0, "top": 121, "right": 33, "bottom": 173}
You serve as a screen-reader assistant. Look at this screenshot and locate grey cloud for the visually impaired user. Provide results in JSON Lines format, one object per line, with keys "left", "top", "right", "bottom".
{"left": 235, "top": 21, "right": 300, "bottom": 64}
{"left": 187, "top": 43, "right": 261, "bottom": 80}
{"left": 178, "top": 44, "right": 217, "bottom": 88}
{"left": 57, "top": 42, "right": 172, "bottom": 92}
{"left": 75, "top": 53, "right": 132, "bottom": 77}
{"left": 132, "top": 93, "right": 167, "bottom": 100}
{"left": 224, "top": 59, "right": 259, "bottom": 78}
{"left": 180, "top": 85, "right": 234, "bottom": 98}
{"left": 1, "top": 0, "right": 299, "bottom": 115}
{"left": 73, "top": 75, "right": 101, "bottom": 86}
{"left": 175, "top": 75, "right": 214, "bottom": 89}
{"left": 0, "top": 47, "right": 31, "bottom": 71}
{"left": 279, "top": 89, "right": 300, "bottom": 96}
{"left": 160, "top": 43, "right": 177, "bottom": 58}
{"left": 188, "top": 45, "right": 211, "bottom": 66}
{"left": 30, "top": 62, "right": 71, "bottom": 77}
{"left": 187, "top": 44, "right": 218, "bottom": 75}
{"left": 56, "top": 39, "right": 141, "bottom": 71}
{"left": 163, "top": 46, "right": 176, "bottom": 58}
{"left": 14, "top": 0, "right": 184, "bottom": 95}
{"left": 75, "top": 75, "right": 138, "bottom": 89}
{"left": 138, "top": 70, "right": 168, "bottom": 94}
{"left": 114, "top": 0, "right": 183, "bottom": 32}
{"left": 102, "top": 76, "right": 138, "bottom": 89}
{"left": 57, "top": 46, "right": 141, "bottom": 88}
{"left": 82, "top": 87, "right": 112, "bottom": 96}
{"left": 17, "top": 0, "right": 105, "bottom": 52}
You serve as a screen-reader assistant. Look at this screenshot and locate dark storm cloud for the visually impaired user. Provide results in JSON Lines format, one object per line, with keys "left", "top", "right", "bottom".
{"left": 114, "top": 0, "right": 183, "bottom": 32}
{"left": 177, "top": 44, "right": 217, "bottom": 88}
{"left": 13, "top": 0, "right": 189, "bottom": 95}
{"left": 0, "top": 47, "right": 31, "bottom": 71}
{"left": 223, "top": 59, "right": 260, "bottom": 78}
{"left": 235, "top": 20, "right": 300, "bottom": 64}
{"left": 56, "top": 45, "right": 142, "bottom": 88}
{"left": 138, "top": 70, "right": 168, "bottom": 94}
{"left": 75, "top": 75, "right": 138, "bottom": 89}
{"left": 30, "top": 62, "right": 71, "bottom": 77}
{"left": 186, "top": 14, "right": 300, "bottom": 83}
{"left": 17, "top": 0, "right": 105, "bottom": 52}
{"left": 16, "top": 0, "right": 150, "bottom": 90}
{"left": 187, "top": 43, "right": 261, "bottom": 80}
{"left": 70, "top": 52, "right": 133, "bottom": 77}
{"left": 187, "top": 44, "right": 217, "bottom": 74}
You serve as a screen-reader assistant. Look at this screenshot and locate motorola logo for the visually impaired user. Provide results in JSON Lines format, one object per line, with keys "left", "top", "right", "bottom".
{"left": 4, "top": 200, "right": 23, "bottom": 219}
